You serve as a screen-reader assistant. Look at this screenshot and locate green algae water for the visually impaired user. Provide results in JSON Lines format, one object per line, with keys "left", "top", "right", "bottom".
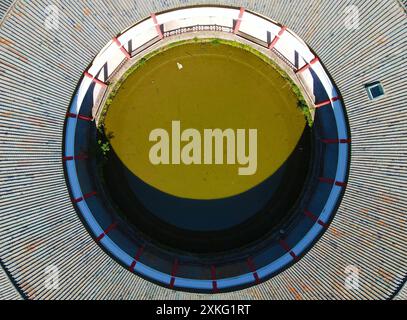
{"left": 104, "top": 41, "right": 307, "bottom": 200}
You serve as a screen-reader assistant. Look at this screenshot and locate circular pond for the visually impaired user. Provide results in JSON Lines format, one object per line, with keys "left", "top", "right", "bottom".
{"left": 100, "top": 41, "right": 312, "bottom": 253}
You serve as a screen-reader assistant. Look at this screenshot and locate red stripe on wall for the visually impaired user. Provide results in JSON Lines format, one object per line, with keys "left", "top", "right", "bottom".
{"left": 321, "top": 138, "right": 351, "bottom": 144}
{"left": 335, "top": 181, "right": 347, "bottom": 187}
{"left": 73, "top": 191, "right": 96, "bottom": 204}
{"left": 279, "top": 239, "right": 298, "bottom": 261}
{"left": 304, "top": 210, "right": 327, "bottom": 228}
{"left": 247, "top": 257, "right": 260, "bottom": 284}
{"left": 96, "top": 222, "right": 117, "bottom": 242}
{"left": 83, "top": 191, "right": 97, "bottom": 199}
{"left": 151, "top": 13, "right": 164, "bottom": 39}
{"left": 169, "top": 259, "right": 179, "bottom": 289}
{"left": 269, "top": 25, "right": 287, "bottom": 49}
{"left": 77, "top": 114, "right": 94, "bottom": 121}
{"left": 72, "top": 196, "right": 83, "bottom": 204}
{"left": 233, "top": 7, "right": 245, "bottom": 34}
{"left": 319, "top": 177, "right": 347, "bottom": 187}
{"left": 310, "top": 57, "right": 320, "bottom": 65}
{"left": 84, "top": 71, "right": 107, "bottom": 87}
{"left": 113, "top": 37, "right": 131, "bottom": 59}
{"left": 129, "top": 245, "right": 145, "bottom": 272}
{"left": 211, "top": 265, "right": 218, "bottom": 292}
{"left": 295, "top": 56, "right": 319, "bottom": 73}
{"left": 63, "top": 154, "right": 88, "bottom": 161}
{"left": 67, "top": 112, "right": 93, "bottom": 122}
{"left": 318, "top": 177, "right": 335, "bottom": 184}
{"left": 315, "top": 96, "right": 340, "bottom": 108}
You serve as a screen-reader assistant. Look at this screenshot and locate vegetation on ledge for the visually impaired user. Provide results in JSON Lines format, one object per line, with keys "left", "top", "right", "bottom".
{"left": 98, "top": 37, "right": 313, "bottom": 129}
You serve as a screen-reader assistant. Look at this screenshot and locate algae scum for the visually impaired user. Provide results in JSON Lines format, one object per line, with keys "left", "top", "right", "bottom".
{"left": 103, "top": 41, "right": 309, "bottom": 200}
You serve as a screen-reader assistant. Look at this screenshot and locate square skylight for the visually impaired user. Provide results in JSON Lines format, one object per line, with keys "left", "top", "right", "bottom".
{"left": 365, "top": 81, "right": 385, "bottom": 100}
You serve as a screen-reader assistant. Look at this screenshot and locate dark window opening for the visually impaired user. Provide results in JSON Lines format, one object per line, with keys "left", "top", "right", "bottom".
{"left": 365, "top": 81, "right": 385, "bottom": 100}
